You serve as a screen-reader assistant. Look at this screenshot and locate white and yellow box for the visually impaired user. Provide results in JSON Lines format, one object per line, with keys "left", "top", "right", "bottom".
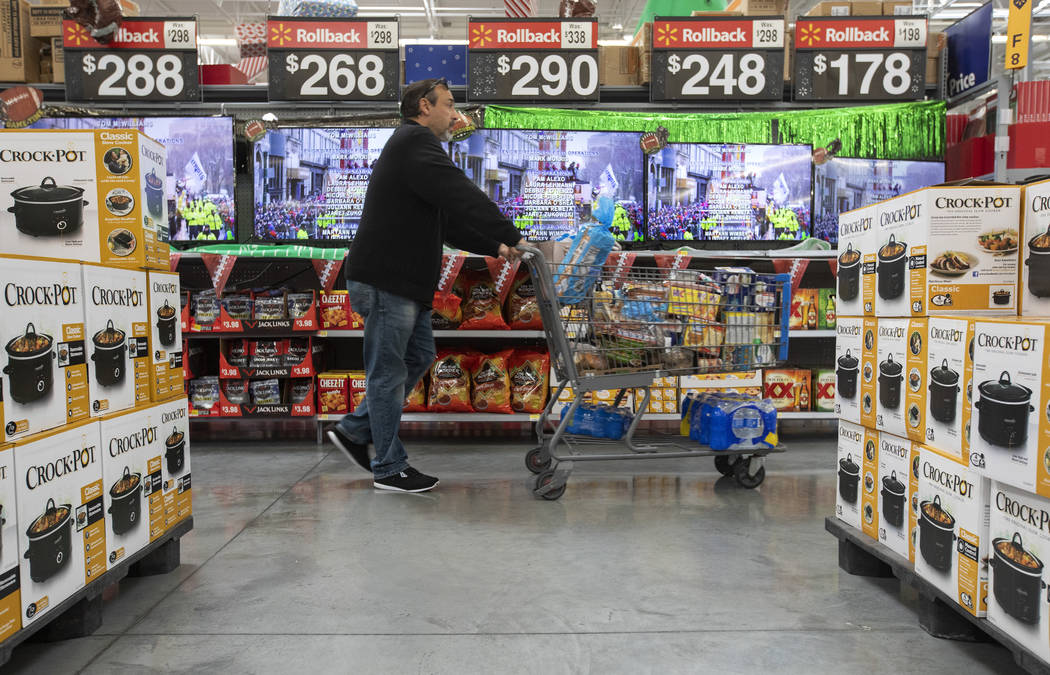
{"left": 875, "top": 185, "right": 1022, "bottom": 317}
{"left": 13, "top": 419, "right": 105, "bottom": 627}
{"left": 860, "top": 317, "right": 879, "bottom": 429}
{"left": 837, "top": 202, "right": 878, "bottom": 317}
{"left": 99, "top": 404, "right": 166, "bottom": 565}
{"left": 82, "top": 264, "right": 150, "bottom": 417}
{"left": 155, "top": 397, "right": 190, "bottom": 534}
{"left": 836, "top": 420, "right": 878, "bottom": 538}
{"left": 925, "top": 316, "right": 977, "bottom": 465}
{"left": 987, "top": 480, "right": 1050, "bottom": 660}
{"left": 969, "top": 317, "right": 1050, "bottom": 496}
{"left": 146, "top": 271, "right": 183, "bottom": 401}
{"left": 0, "top": 255, "right": 90, "bottom": 443}
{"left": 915, "top": 444, "right": 991, "bottom": 617}
{"left": 877, "top": 431, "right": 913, "bottom": 560}
{"left": 875, "top": 318, "right": 927, "bottom": 442}
{"left": 835, "top": 316, "right": 864, "bottom": 425}
{"left": 1020, "top": 177, "right": 1050, "bottom": 316}
{"left": 0, "top": 444, "right": 20, "bottom": 643}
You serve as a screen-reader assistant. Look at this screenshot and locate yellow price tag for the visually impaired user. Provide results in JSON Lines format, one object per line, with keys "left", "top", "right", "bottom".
{"left": 1006, "top": 0, "right": 1033, "bottom": 69}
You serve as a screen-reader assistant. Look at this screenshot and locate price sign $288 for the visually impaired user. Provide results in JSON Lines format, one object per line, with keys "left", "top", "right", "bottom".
{"left": 81, "top": 52, "right": 185, "bottom": 97}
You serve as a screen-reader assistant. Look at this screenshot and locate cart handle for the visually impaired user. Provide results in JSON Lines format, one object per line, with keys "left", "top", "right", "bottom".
{"left": 515, "top": 243, "right": 546, "bottom": 265}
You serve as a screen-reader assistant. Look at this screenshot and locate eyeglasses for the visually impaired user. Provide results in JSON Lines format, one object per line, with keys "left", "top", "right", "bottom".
{"left": 423, "top": 78, "right": 449, "bottom": 97}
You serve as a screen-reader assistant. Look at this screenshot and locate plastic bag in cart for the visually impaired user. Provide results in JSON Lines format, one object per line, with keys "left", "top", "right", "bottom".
{"left": 553, "top": 222, "right": 615, "bottom": 306}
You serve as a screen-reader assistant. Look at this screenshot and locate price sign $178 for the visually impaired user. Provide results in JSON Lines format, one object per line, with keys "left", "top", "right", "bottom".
{"left": 81, "top": 52, "right": 186, "bottom": 97}
{"left": 495, "top": 52, "right": 598, "bottom": 97}
{"left": 284, "top": 52, "right": 386, "bottom": 97}
{"left": 812, "top": 51, "right": 913, "bottom": 96}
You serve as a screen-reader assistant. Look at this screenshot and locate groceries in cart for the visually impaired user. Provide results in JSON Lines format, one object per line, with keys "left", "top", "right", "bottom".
{"left": 560, "top": 401, "right": 633, "bottom": 440}
{"left": 553, "top": 214, "right": 617, "bottom": 306}
{"left": 681, "top": 392, "right": 778, "bottom": 452}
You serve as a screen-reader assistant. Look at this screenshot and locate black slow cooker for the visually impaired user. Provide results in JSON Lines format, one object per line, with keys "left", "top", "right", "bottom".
{"left": 156, "top": 300, "right": 177, "bottom": 347}
{"left": 919, "top": 494, "right": 956, "bottom": 572}
{"left": 838, "top": 453, "right": 860, "bottom": 504}
{"left": 8, "top": 177, "right": 88, "bottom": 237}
{"left": 3, "top": 322, "right": 55, "bottom": 404}
{"left": 837, "top": 350, "right": 860, "bottom": 400}
{"left": 881, "top": 470, "right": 906, "bottom": 529}
{"left": 877, "top": 234, "right": 908, "bottom": 300}
{"left": 108, "top": 467, "right": 142, "bottom": 535}
{"left": 145, "top": 169, "right": 164, "bottom": 218}
{"left": 838, "top": 242, "right": 862, "bottom": 302}
{"left": 992, "top": 532, "right": 1049, "bottom": 625}
{"left": 23, "top": 498, "right": 71, "bottom": 583}
{"left": 879, "top": 354, "right": 904, "bottom": 410}
{"left": 976, "top": 371, "right": 1034, "bottom": 448}
{"left": 1026, "top": 224, "right": 1050, "bottom": 298}
{"left": 91, "top": 319, "right": 127, "bottom": 387}
{"left": 929, "top": 359, "right": 961, "bottom": 424}
{"left": 166, "top": 427, "right": 186, "bottom": 475}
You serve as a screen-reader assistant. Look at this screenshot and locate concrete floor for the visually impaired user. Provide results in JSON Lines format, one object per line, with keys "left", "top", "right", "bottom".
{"left": 3, "top": 436, "right": 1026, "bottom": 674}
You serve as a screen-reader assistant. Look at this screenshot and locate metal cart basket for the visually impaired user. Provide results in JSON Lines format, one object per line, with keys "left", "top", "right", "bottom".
{"left": 518, "top": 244, "right": 791, "bottom": 500}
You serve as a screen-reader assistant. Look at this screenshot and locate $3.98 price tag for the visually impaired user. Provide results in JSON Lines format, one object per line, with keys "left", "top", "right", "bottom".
{"left": 63, "top": 17, "right": 200, "bottom": 102}
{"left": 267, "top": 17, "right": 399, "bottom": 101}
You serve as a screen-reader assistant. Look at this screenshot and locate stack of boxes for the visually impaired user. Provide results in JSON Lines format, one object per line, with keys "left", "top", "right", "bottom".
{"left": 835, "top": 177, "right": 1050, "bottom": 653}
{"left": 0, "top": 128, "right": 189, "bottom": 644}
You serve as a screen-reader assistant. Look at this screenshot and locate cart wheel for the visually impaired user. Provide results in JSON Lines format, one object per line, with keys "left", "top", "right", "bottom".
{"left": 525, "top": 448, "right": 552, "bottom": 474}
{"left": 713, "top": 454, "right": 738, "bottom": 477}
{"left": 534, "top": 470, "right": 566, "bottom": 500}
{"left": 734, "top": 457, "right": 766, "bottom": 489}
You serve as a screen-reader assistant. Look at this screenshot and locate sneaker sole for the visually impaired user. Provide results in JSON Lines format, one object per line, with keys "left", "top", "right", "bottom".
{"left": 372, "top": 480, "right": 439, "bottom": 493}
{"left": 326, "top": 430, "right": 372, "bottom": 473}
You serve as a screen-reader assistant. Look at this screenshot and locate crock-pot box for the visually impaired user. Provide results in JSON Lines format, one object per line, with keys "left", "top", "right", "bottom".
{"left": 860, "top": 317, "right": 879, "bottom": 429}
{"left": 836, "top": 420, "right": 877, "bottom": 539}
{"left": 98, "top": 405, "right": 165, "bottom": 564}
{"left": 877, "top": 432, "right": 913, "bottom": 560}
{"left": 146, "top": 271, "right": 182, "bottom": 402}
{"left": 875, "top": 318, "right": 928, "bottom": 442}
{"left": 836, "top": 202, "right": 877, "bottom": 317}
{"left": 874, "top": 184, "right": 1022, "bottom": 317}
{"left": 153, "top": 398, "right": 190, "bottom": 535}
{"left": 908, "top": 441, "right": 921, "bottom": 563}
{"left": 835, "top": 316, "right": 864, "bottom": 424}
{"left": 925, "top": 316, "right": 979, "bottom": 465}
{"left": 0, "top": 255, "right": 90, "bottom": 443}
{"left": 81, "top": 264, "right": 149, "bottom": 417}
{"left": 914, "top": 444, "right": 991, "bottom": 618}
{"left": 0, "top": 130, "right": 101, "bottom": 263}
{"left": 13, "top": 419, "right": 105, "bottom": 627}
{"left": 969, "top": 317, "right": 1050, "bottom": 497}
{"left": 1020, "top": 178, "right": 1050, "bottom": 316}
{"left": 0, "top": 444, "right": 20, "bottom": 644}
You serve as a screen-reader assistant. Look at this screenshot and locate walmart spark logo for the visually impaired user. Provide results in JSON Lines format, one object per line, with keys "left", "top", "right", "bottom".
{"left": 798, "top": 22, "right": 821, "bottom": 47}
{"left": 470, "top": 24, "right": 493, "bottom": 48}
{"left": 65, "top": 22, "right": 90, "bottom": 47}
{"left": 655, "top": 23, "right": 677, "bottom": 47}
{"left": 269, "top": 22, "right": 292, "bottom": 47}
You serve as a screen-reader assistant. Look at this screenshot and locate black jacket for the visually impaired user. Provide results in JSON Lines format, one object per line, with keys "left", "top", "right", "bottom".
{"left": 346, "top": 121, "right": 522, "bottom": 305}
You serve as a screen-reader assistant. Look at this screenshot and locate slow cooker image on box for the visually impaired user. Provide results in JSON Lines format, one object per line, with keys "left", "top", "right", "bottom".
{"left": 919, "top": 494, "right": 956, "bottom": 572}
{"left": 107, "top": 466, "right": 142, "bottom": 536}
{"left": 881, "top": 471, "right": 906, "bottom": 529}
{"left": 156, "top": 300, "right": 178, "bottom": 347}
{"left": 3, "top": 322, "right": 55, "bottom": 404}
{"left": 929, "top": 359, "right": 961, "bottom": 424}
{"left": 165, "top": 427, "right": 185, "bottom": 475}
{"left": 879, "top": 354, "right": 904, "bottom": 410}
{"left": 8, "top": 177, "right": 88, "bottom": 237}
{"left": 838, "top": 243, "right": 862, "bottom": 301}
{"left": 1026, "top": 224, "right": 1050, "bottom": 298}
{"left": 837, "top": 350, "right": 860, "bottom": 400}
{"left": 144, "top": 169, "right": 164, "bottom": 218}
{"left": 838, "top": 453, "right": 860, "bottom": 504}
{"left": 975, "top": 371, "right": 1034, "bottom": 448}
{"left": 91, "top": 319, "right": 127, "bottom": 387}
{"left": 23, "top": 497, "right": 71, "bottom": 583}
{"left": 992, "top": 532, "right": 1049, "bottom": 624}
{"left": 877, "top": 234, "right": 908, "bottom": 301}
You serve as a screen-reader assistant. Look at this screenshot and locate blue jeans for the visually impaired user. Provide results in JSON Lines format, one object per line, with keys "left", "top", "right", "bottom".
{"left": 337, "top": 281, "right": 435, "bottom": 479}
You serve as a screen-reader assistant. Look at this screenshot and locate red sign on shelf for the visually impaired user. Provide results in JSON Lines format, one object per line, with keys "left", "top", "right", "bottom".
{"left": 794, "top": 18, "right": 926, "bottom": 50}
{"left": 267, "top": 19, "right": 393, "bottom": 50}
{"left": 468, "top": 20, "right": 596, "bottom": 50}
{"left": 653, "top": 19, "right": 777, "bottom": 50}
{"left": 63, "top": 18, "right": 197, "bottom": 50}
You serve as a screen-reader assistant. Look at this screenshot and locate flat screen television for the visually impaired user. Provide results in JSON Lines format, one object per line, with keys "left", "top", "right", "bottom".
{"left": 449, "top": 129, "right": 645, "bottom": 241}
{"left": 812, "top": 157, "right": 946, "bottom": 243}
{"left": 252, "top": 127, "right": 396, "bottom": 241}
{"left": 29, "top": 116, "right": 236, "bottom": 243}
{"left": 646, "top": 143, "right": 813, "bottom": 242}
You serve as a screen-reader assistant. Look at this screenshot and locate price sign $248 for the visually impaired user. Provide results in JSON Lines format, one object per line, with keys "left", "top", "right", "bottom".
{"left": 665, "top": 52, "right": 767, "bottom": 96}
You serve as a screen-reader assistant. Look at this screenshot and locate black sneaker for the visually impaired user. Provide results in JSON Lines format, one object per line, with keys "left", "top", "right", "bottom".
{"left": 373, "top": 467, "right": 439, "bottom": 493}
{"left": 327, "top": 427, "right": 372, "bottom": 473}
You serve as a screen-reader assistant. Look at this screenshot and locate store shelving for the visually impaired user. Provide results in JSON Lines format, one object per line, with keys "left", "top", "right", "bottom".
{"left": 195, "top": 410, "right": 838, "bottom": 425}
{"left": 318, "top": 330, "right": 547, "bottom": 339}
{"left": 788, "top": 330, "right": 836, "bottom": 339}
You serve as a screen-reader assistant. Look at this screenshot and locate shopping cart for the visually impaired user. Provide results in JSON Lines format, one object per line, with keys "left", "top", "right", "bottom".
{"left": 518, "top": 244, "right": 791, "bottom": 500}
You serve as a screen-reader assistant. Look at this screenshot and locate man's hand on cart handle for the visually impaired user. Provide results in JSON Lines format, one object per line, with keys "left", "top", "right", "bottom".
{"left": 499, "top": 238, "right": 527, "bottom": 261}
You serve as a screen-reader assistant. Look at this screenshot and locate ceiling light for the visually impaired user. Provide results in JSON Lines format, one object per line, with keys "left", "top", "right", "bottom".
{"left": 198, "top": 37, "right": 238, "bottom": 46}
{"left": 611, "top": 23, "right": 623, "bottom": 30}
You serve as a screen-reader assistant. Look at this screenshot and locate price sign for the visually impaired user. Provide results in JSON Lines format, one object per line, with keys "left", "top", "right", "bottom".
{"left": 650, "top": 16, "right": 785, "bottom": 101}
{"left": 793, "top": 17, "right": 927, "bottom": 101}
{"left": 467, "top": 17, "right": 598, "bottom": 102}
{"left": 62, "top": 17, "right": 200, "bottom": 102}
{"left": 267, "top": 16, "right": 399, "bottom": 102}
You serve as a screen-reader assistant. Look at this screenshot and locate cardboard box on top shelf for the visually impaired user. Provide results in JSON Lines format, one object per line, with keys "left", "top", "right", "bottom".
{"left": 883, "top": 0, "right": 917, "bottom": 13}
{"left": 598, "top": 45, "right": 639, "bottom": 86}
{"left": 28, "top": 0, "right": 67, "bottom": 38}
{"left": 807, "top": 0, "right": 884, "bottom": 15}
{"left": 722, "top": 0, "right": 787, "bottom": 14}
{"left": 50, "top": 36, "right": 61, "bottom": 82}
{"left": 0, "top": 0, "right": 41, "bottom": 82}
{"left": 689, "top": 10, "right": 744, "bottom": 16}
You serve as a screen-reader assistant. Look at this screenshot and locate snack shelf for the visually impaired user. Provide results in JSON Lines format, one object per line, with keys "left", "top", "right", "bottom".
{"left": 318, "top": 330, "right": 547, "bottom": 338}
{"left": 825, "top": 517, "right": 1050, "bottom": 675}
{"left": 317, "top": 413, "right": 539, "bottom": 423}
{"left": 788, "top": 330, "right": 836, "bottom": 339}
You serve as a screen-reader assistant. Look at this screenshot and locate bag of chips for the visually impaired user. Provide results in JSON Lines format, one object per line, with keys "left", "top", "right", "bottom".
{"left": 471, "top": 350, "right": 513, "bottom": 413}
{"left": 403, "top": 377, "right": 427, "bottom": 412}
{"left": 510, "top": 351, "right": 551, "bottom": 413}
{"left": 506, "top": 269, "right": 542, "bottom": 329}
{"left": 222, "top": 379, "right": 249, "bottom": 405}
{"left": 190, "top": 376, "right": 220, "bottom": 411}
{"left": 254, "top": 292, "right": 287, "bottom": 320}
{"left": 251, "top": 379, "right": 283, "bottom": 405}
{"left": 431, "top": 289, "right": 462, "bottom": 330}
{"left": 458, "top": 271, "right": 508, "bottom": 330}
{"left": 428, "top": 351, "right": 474, "bottom": 412}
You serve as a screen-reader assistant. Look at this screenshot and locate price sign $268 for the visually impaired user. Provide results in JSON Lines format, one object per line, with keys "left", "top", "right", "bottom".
{"left": 284, "top": 52, "right": 386, "bottom": 97}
